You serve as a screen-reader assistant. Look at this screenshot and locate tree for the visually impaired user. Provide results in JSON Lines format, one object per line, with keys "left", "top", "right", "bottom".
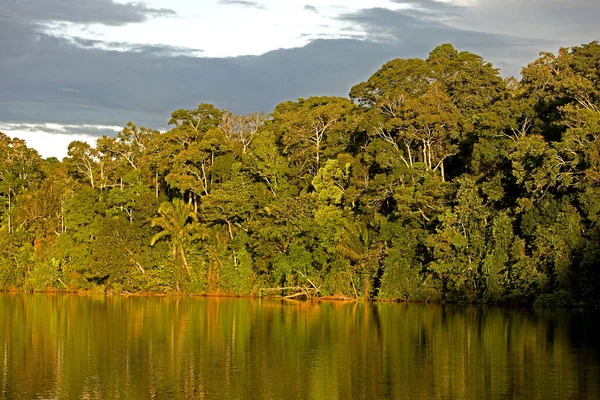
{"left": 3, "top": 42, "right": 600, "bottom": 306}
{"left": 274, "top": 97, "right": 359, "bottom": 178}
{"left": 0, "top": 133, "right": 43, "bottom": 234}
{"left": 66, "top": 141, "right": 99, "bottom": 189}
{"left": 336, "top": 220, "right": 384, "bottom": 299}
{"left": 220, "top": 111, "right": 267, "bottom": 155}
{"left": 150, "top": 199, "right": 201, "bottom": 290}
{"left": 350, "top": 58, "right": 430, "bottom": 107}
{"left": 146, "top": 104, "right": 226, "bottom": 206}
{"left": 245, "top": 129, "right": 289, "bottom": 197}
{"left": 396, "top": 83, "right": 462, "bottom": 180}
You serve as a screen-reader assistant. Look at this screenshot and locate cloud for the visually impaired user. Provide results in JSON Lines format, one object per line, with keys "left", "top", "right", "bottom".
{"left": 0, "top": 0, "right": 182, "bottom": 73}
{"left": 0, "top": 131, "right": 99, "bottom": 160}
{"left": 304, "top": 5, "right": 320, "bottom": 15}
{"left": 2, "top": 0, "right": 599, "bottom": 158}
{"left": 1, "top": 0, "right": 176, "bottom": 27}
{"left": 64, "top": 36, "right": 204, "bottom": 56}
{"left": 390, "top": 0, "right": 464, "bottom": 19}
{"left": 337, "top": 6, "right": 546, "bottom": 54}
{"left": 0, "top": 122, "right": 123, "bottom": 158}
{"left": 0, "top": 2, "right": 553, "bottom": 137}
{"left": 464, "top": 0, "right": 600, "bottom": 44}
{"left": 387, "top": 0, "right": 600, "bottom": 46}
{"left": 0, "top": 34, "right": 399, "bottom": 128}
{"left": 0, "top": 122, "right": 122, "bottom": 138}
{"left": 218, "top": 0, "right": 266, "bottom": 10}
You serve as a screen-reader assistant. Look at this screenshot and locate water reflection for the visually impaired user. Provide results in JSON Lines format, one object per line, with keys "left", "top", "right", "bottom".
{"left": 0, "top": 294, "right": 598, "bottom": 399}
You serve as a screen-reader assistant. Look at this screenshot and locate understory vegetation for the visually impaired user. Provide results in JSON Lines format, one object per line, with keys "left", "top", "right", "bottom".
{"left": 2, "top": 42, "right": 600, "bottom": 306}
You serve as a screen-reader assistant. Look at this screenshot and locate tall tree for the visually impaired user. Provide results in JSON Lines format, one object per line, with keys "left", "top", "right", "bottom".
{"left": 274, "top": 97, "right": 359, "bottom": 178}
{"left": 150, "top": 199, "right": 201, "bottom": 290}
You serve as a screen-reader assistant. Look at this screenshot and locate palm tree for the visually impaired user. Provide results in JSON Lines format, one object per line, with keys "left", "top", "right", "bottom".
{"left": 336, "top": 221, "right": 384, "bottom": 300}
{"left": 150, "top": 198, "right": 201, "bottom": 290}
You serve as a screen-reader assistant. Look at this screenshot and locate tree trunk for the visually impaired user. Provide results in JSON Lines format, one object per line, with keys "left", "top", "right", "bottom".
{"left": 7, "top": 186, "right": 11, "bottom": 235}
{"left": 179, "top": 246, "right": 191, "bottom": 276}
{"left": 441, "top": 160, "right": 445, "bottom": 182}
{"left": 155, "top": 172, "right": 159, "bottom": 199}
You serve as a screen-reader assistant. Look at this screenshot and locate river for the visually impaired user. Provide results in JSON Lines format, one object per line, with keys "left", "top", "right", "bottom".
{"left": 0, "top": 294, "right": 598, "bottom": 399}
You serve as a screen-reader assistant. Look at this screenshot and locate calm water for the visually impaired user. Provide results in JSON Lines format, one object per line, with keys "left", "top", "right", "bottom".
{"left": 0, "top": 294, "right": 598, "bottom": 399}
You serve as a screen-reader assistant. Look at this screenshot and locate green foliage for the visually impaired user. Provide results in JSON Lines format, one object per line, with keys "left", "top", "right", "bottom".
{"left": 378, "top": 222, "right": 440, "bottom": 302}
{"left": 151, "top": 198, "right": 201, "bottom": 291}
{"left": 2, "top": 42, "right": 600, "bottom": 306}
{"left": 534, "top": 291, "right": 573, "bottom": 309}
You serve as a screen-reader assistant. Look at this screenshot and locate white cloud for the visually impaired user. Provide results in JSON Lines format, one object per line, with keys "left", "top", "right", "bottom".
{"left": 43, "top": 0, "right": 410, "bottom": 57}
{"left": 4, "top": 0, "right": 597, "bottom": 155}
{"left": 0, "top": 123, "right": 122, "bottom": 159}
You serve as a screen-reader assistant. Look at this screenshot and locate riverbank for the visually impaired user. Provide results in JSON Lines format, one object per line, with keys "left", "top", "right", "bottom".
{"left": 2, "top": 287, "right": 592, "bottom": 310}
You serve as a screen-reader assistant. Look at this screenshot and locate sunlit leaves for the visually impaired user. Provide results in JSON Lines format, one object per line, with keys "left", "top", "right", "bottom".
{"left": 3, "top": 42, "right": 600, "bottom": 305}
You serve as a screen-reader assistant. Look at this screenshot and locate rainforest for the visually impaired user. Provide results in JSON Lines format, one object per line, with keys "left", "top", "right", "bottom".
{"left": 1, "top": 42, "right": 600, "bottom": 306}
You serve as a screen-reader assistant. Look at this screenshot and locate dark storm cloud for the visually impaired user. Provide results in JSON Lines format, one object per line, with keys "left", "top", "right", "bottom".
{"left": 337, "top": 7, "right": 546, "bottom": 73}
{"left": 339, "top": 6, "right": 498, "bottom": 43}
{"left": 0, "top": 0, "right": 176, "bottom": 26}
{"left": 465, "top": 0, "right": 600, "bottom": 44}
{"left": 0, "top": 0, "right": 181, "bottom": 66}
{"left": 387, "top": 0, "right": 600, "bottom": 47}
{"left": 0, "top": 123, "right": 119, "bottom": 138}
{"left": 1, "top": 0, "right": 598, "bottom": 141}
{"left": 0, "top": 33, "right": 398, "bottom": 129}
{"left": 217, "top": 0, "right": 266, "bottom": 10}
{"left": 68, "top": 37, "right": 204, "bottom": 56}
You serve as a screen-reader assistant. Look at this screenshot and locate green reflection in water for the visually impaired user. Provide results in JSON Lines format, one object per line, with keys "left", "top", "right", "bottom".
{"left": 0, "top": 294, "right": 598, "bottom": 399}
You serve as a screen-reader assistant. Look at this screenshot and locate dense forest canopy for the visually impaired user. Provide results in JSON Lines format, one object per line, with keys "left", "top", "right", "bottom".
{"left": 2, "top": 42, "right": 600, "bottom": 306}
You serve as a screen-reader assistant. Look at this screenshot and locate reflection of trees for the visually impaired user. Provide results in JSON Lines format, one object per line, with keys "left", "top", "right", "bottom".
{"left": 0, "top": 296, "right": 598, "bottom": 399}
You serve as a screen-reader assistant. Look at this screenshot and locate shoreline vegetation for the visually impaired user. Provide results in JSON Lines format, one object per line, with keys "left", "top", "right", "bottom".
{"left": 0, "top": 289, "right": 581, "bottom": 309}
{"left": 2, "top": 42, "right": 600, "bottom": 308}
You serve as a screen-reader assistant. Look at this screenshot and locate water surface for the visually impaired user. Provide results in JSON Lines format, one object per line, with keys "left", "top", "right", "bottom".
{"left": 1, "top": 294, "right": 598, "bottom": 399}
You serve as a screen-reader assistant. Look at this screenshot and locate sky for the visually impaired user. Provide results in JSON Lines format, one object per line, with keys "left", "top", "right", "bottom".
{"left": 1, "top": 0, "right": 599, "bottom": 158}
